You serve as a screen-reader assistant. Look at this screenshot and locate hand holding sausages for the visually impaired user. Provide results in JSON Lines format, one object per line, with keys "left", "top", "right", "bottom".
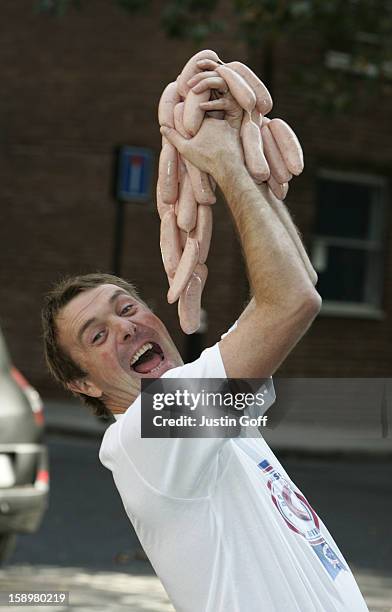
{"left": 157, "top": 50, "right": 307, "bottom": 334}
{"left": 160, "top": 117, "right": 243, "bottom": 184}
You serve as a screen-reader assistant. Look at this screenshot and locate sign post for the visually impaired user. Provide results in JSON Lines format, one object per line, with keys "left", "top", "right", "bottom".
{"left": 112, "top": 146, "right": 153, "bottom": 275}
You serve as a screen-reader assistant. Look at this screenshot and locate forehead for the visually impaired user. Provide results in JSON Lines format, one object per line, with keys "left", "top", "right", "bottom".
{"left": 68, "top": 283, "right": 135, "bottom": 313}
{"left": 56, "top": 284, "right": 138, "bottom": 337}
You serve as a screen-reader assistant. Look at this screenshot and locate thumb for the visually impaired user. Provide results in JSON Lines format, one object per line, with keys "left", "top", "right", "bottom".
{"left": 160, "top": 126, "right": 187, "bottom": 154}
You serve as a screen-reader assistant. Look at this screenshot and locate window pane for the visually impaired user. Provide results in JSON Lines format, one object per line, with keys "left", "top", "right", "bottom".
{"left": 317, "top": 246, "right": 366, "bottom": 302}
{"left": 316, "top": 179, "right": 372, "bottom": 239}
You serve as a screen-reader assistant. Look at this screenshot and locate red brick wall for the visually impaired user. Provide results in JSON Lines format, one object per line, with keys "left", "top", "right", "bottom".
{"left": 0, "top": 1, "right": 390, "bottom": 402}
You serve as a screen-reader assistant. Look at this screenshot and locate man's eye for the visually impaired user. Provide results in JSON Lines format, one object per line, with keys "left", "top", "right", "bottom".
{"left": 120, "top": 304, "right": 134, "bottom": 316}
{"left": 92, "top": 331, "right": 105, "bottom": 344}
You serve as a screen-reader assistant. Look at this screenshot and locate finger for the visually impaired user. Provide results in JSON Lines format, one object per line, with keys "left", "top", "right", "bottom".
{"left": 187, "top": 70, "right": 220, "bottom": 88}
{"left": 199, "top": 98, "right": 231, "bottom": 111}
{"left": 200, "top": 95, "right": 241, "bottom": 114}
{"left": 200, "top": 98, "right": 242, "bottom": 128}
{"left": 220, "top": 92, "right": 243, "bottom": 130}
{"left": 196, "top": 58, "right": 220, "bottom": 71}
{"left": 192, "top": 77, "right": 228, "bottom": 95}
{"left": 160, "top": 126, "right": 188, "bottom": 155}
{"left": 206, "top": 110, "right": 225, "bottom": 119}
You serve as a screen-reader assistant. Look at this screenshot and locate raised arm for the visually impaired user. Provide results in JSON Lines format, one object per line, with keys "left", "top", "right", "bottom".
{"left": 161, "top": 118, "right": 321, "bottom": 379}
{"left": 237, "top": 190, "right": 318, "bottom": 328}
{"left": 216, "top": 162, "right": 320, "bottom": 377}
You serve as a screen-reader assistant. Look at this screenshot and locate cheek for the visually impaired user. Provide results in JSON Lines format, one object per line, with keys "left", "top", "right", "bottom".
{"left": 146, "top": 313, "right": 169, "bottom": 335}
{"left": 92, "top": 349, "right": 123, "bottom": 375}
{"left": 101, "top": 350, "right": 120, "bottom": 366}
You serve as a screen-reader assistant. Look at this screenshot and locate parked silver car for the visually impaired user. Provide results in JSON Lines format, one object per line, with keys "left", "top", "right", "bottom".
{"left": 0, "top": 327, "right": 49, "bottom": 564}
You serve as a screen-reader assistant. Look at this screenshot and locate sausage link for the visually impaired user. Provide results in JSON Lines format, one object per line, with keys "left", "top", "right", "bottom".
{"left": 190, "top": 204, "right": 213, "bottom": 264}
{"left": 178, "top": 273, "right": 203, "bottom": 334}
{"left": 177, "top": 171, "right": 198, "bottom": 232}
{"left": 178, "top": 154, "right": 187, "bottom": 182}
{"left": 177, "top": 50, "right": 221, "bottom": 97}
{"left": 178, "top": 263, "right": 208, "bottom": 334}
{"left": 268, "top": 118, "right": 304, "bottom": 176}
{"left": 173, "top": 101, "right": 191, "bottom": 138}
{"left": 194, "top": 262, "right": 208, "bottom": 289}
{"left": 158, "top": 143, "right": 179, "bottom": 205}
{"left": 267, "top": 174, "right": 289, "bottom": 200}
{"left": 187, "top": 70, "right": 220, "bottom": 88}
{"left": 185, "top": 161, "right": 216, "bottom": 205}
{"left": 167, "top": 237, "right": 200, "bottom": 304}
{"left": 215, "top": 65, "right": 256, "bottom": 113}
{"left": 261, "top": 125, "right": 292, "bottom": 184}
{"left": 156, "top": 182, "right": 173, "bottom": 219}
{"left": 160, "top": 209, "right": 182, "bottom": 278}
{"left": 158, "top": 82, "right": 181, "bottom": 128}
{"left": 226, "top": 61, "right": 273, "bottom": 115}
{"left": 180, "top": 229, "right": 188, "bottom": 248}
{"left": 241, "top": 114, "right": 270, "bottom": 183}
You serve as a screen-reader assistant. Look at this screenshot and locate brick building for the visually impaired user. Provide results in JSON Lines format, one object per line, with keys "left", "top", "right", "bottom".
{"left": 0, "top": 1, "right": 391, "bottom": 401}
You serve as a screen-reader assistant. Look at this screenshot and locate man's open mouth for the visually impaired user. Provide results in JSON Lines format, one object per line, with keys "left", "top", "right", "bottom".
{"left": 130, "top": 342, "right": 164, "bottom": 375}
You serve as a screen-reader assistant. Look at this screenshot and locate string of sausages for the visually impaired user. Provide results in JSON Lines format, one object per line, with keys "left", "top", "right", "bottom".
{"left": 157, "top": 49, "right": 305, "bottom": 334}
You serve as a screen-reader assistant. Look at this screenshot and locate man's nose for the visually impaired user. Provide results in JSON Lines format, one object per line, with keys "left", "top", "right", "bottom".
{"left": 114, "top": 318, "right": 137, "bottom": 343}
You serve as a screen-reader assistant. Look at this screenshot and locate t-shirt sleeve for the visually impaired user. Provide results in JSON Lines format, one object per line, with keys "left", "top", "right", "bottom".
{"left": 116, "top": 341, "right": 231, "bottom": 499}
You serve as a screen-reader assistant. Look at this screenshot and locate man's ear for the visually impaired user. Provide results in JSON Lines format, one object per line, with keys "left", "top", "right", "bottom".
{"left": 66, "top": 378, "right": 103, "bottom": 399}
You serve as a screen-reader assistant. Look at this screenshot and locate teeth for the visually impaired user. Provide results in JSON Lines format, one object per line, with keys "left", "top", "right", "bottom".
{"left": 130, "top": 342, "right": 153, "bottom": 366}
{"left": 149, "top": 360, "right": 163, "bottom": 374}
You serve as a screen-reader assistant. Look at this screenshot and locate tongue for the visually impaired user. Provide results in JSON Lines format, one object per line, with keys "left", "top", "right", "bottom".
{"left": 133, "top": 351, "right": 162, "bottom": 374}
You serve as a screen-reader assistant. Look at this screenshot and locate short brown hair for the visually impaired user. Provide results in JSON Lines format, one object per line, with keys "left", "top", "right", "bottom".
{"left": 42, "top": 273, "right": 144, "bottom": 419}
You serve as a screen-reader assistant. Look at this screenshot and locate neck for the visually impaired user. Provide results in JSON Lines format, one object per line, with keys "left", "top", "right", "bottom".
{"left": 103, "top": 388, "right": 138, "bottom": 416}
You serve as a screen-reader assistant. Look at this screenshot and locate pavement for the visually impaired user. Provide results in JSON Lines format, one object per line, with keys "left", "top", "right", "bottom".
{"left": 1, "top": 564, "right": 392, "bottom": 612}
{"left": 44, "top": 376, "right": 392, "bottom": 455}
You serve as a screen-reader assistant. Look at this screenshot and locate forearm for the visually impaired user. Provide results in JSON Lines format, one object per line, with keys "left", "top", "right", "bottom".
{"left": 263, "top": 189, "right": 318, "bottom": 286}
{"left": 215, "top": 163, "right": 318, "bottom": 309}
{"left": 238, "top": 198, "right": 317, "bottom": 322}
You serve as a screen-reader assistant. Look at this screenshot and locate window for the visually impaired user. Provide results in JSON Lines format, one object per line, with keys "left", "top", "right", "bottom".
{"left": 324, "top": 27, "right": 392, "bottom": 80}
{"left": 311, "top": 170, "right": 388, "bottom": 318}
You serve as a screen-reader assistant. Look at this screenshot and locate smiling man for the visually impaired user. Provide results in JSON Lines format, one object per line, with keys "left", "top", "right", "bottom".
{"left": 42, "top": 106, "right": 368, "bottom": 611}
{"left": 43, "top": 278, "right": 183, "bottom": 419}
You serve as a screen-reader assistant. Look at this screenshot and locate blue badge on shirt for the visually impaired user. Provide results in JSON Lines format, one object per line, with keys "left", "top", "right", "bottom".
{"left": 258, "top": 459, "right": 347, "bottom": 581}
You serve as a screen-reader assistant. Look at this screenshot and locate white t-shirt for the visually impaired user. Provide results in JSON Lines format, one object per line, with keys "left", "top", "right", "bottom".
{"left": 99, "top": 329, "right": 368, "bottom": 612}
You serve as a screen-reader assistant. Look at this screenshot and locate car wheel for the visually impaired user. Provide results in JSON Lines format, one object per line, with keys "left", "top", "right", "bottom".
{"left": 0, "top": 534, "right": 17, "bottom": 565}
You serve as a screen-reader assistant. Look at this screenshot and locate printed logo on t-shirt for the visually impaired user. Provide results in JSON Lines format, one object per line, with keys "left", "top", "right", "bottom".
{"left": 258, "top": 459, "right": 347, "bottom": 581}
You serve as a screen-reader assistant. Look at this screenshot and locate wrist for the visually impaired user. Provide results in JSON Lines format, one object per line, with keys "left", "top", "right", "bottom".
{"left": 214, "top": 158, "right": 251, "bottom": 193}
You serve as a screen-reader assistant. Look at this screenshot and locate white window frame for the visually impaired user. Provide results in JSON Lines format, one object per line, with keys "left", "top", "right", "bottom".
{"left": 324, "top": 29, "right": 392, "bottom": 79}
{"left": 325, "top": 49, "right": 392, "bottom": 79}
{"left": 312, "top": 169, "right": 388, "bottom": 319}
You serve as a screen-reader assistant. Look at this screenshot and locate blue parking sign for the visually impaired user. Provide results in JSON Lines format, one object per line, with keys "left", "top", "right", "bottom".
{"left": 117, "top": 146, "right": 153, "bottom": 202}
